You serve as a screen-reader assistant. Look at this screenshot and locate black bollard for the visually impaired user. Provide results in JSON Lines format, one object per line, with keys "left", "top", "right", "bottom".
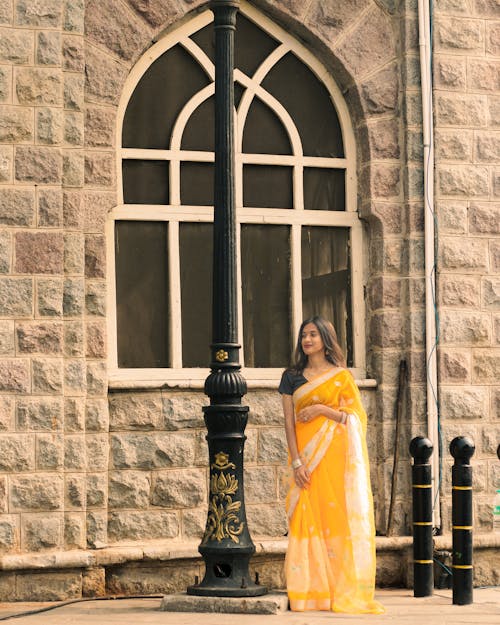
{"left": 409, "top": 436, "right": 434, "bottom": 597}
{"left": 450, "top": 436, "right": 475, "bottom": 605}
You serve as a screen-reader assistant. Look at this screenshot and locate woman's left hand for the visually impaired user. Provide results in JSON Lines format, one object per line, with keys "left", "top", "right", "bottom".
{"left": 297, "top": 404, "right": 324, "bottom": 423}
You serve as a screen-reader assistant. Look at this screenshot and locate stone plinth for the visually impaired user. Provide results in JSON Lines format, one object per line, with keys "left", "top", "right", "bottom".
{"left": 160, "top": 592, "right": 288, "bottom": 615}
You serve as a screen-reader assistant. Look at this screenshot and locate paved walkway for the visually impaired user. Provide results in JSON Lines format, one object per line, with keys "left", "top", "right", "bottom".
{"left": 0, "top": 588, "right": 498, "bottom": 624}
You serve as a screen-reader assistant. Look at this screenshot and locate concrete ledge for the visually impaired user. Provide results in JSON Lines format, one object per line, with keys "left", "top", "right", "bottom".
{"left": 160, "top": 592, "right": 289, "bottom": 614}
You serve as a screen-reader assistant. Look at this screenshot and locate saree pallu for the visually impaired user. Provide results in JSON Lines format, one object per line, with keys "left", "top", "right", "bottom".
{"left": 285, "top": 368, "right": 384, "bottom": 614}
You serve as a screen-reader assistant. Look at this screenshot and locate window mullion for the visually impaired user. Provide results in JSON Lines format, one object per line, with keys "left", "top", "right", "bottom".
{"left": 291, "top": 223, "right": 302, "bottom": 343}
{"left": 350, "top": 222, "right": 365, "bottom": 372}
{"left": 169, "top": 221, "right": 183, "bottom": 368}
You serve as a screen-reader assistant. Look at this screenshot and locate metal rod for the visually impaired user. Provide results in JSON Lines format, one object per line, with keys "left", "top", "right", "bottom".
{"left": 450, "top": 436, "right": 475, "bottom": 606}
{"left": 410, "top": 436, "right": 434, "bottom": 597}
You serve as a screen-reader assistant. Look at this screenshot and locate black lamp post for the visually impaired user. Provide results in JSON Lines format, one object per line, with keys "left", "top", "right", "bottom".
{"left": 187, "top": 0, "right": 267, "bottom": 597}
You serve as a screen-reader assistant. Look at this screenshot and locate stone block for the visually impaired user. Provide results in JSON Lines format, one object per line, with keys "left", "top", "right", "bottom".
{"left": 108, "top": 471, "right": 150, "bottom": 509}
{"left": 86, "top": 434, "right": 108, "bottom": 472}
{"left": 371, "top": 163, "right": 400, "bottom": 198}
{"left": 86, "top": 473, "right": 107, "bottom": 508}
{"left": 246, "top": 503, "right": 287, "bottom": 537}
{"left": 433, "top": 56, "right": 466, "bottom": 90}
{"left": 63, "top": 190, "right": 83, "bottom": 229}
{"left": 15, "top": 231, "right": 64, "bottom": 274}
{"left": 247, "top": 392, "right": 287, "bottom": 427}
{"left": 15, "top": 67, "right": 62, "bottom": 105}
{"left": 162, "top": 393, "right": 206, "bottom": 430}
{"left": 257, "top": 428, "right": 288, "bottom": 464}
{"left": 481, "top": 425, "right": 500, "bottom": 455}
{"left": 84, "top": 152, "right": 114, "bottom": 187}
{"left": 38, "top": 188, "right": 63, "bottom": 227}
{"left": 438, "top": 165, "right": 489, "bottom": 197}
{"left": 0, "top": 27, "right": 33, "bottom": 64}
{"left": 85, "top": 398, "right": 108, "bottom": 432}
{"left": 436, "top": 17, "right": 484, "bottom": 52}
{"left": 64, "top": 320, "right": 84, "bottom": 357}
{"left": 64, "top": 434, "right": 86, "bottom": 470}
{"left": 0, "top": 105, "right": 33, "bottom": 142}
{"left": 0, "top": 320, "right": 14, "bottom": 355}
{"left": 0, "top": 396, "right": 14, "bottom": 430}
{"left": 108, "top": 510, "right": 180, "bottom": 542}
{"left": 36, "top": 107, "right": 63, "bottom": 145}
{"left": 489, "top": 96, "right": 500, "bottom": 128}
{"left": 439, "top": 237, "right": 488, "bottom": 271}
{"left": 436, "top": 94, "right": 487, "bottom": 127}
{"left": 0, "top": 433, "right": 34, "bottom": 471}
{"left": 0, "top": 145, "right": 13, "bottom": 181}
{"left": 64, "top": 73, "right": 84, "bottom": 111}
{"left": 16, "top": 0, "right": 62, "bottom": 27}
{"left": 439, "top": 275, "right": 480, "bottom": 307}
{"left": 65, "top": 474, "right": 85, "bottom": 509}
{"left": 358, "top": 63, "right": 399, "bottom": 117}
{"left": 86, "top": 510, "right": 107, "bottom": 548}
{"left": 305, "top": 0, "right": 370, "bottom": 43}
{"left": 64, "top": 397, "right": 85, "bottom": 432}
{"left": 475, "top": 131, "right": 500, "bottom": 162}
{"left": 494, "top": 169, "right": 500, "bottom": 197}
{"left": 64, "top": 359, "right": 86, "bottom": 395}
{"left": 0, "top": 63, "right": 10, "bottom": 101}
{"left": 64, "top": 0, "right": 84, "bottom": 33}
{"left": 86, "top": 361, "right": 107, "bottom": 396}
{"left": 82, "top": 567, "right": 106, "bottom": 598}
{"left": 84, "top": 106, "right": 115, "bottom": 148}
{"left": 10, "top": 474, "right": 63, "bottom": 511}
{"left": 16, "top": 321, "right": 63, "bottom": 355}
{"left": 370, "top": 202, "right": 403, "bottom": 236}
{"left": 151, "top": 469, "right": 206, "bottom": 508}
{"left": 86, "top": 320, "right": 106, "bottom": 359}
{"left": 36, "top": 31, "right": 61, "bottom": 65}
{"left": 467, "top": 58, "right": 500, "bottom": 92}
{"left": 440, "top": 310, "right": 490, "bottom": 345}
{"left": 0, "top": 358, "right": 30, "bottom": 392}
{"left": 83, "top": 191, "right": 114, "bottom": 232}
{"left": 32, "top": 358, "right": 63, "bottom": 394}
{"left": 126, "top": 0, "right": 182, "bottom": 28}
{"left": 370, "top": 238, "right": 404, "bottom": 274}
{"left": 62, "top": 35, "right": 84, "bottom": 71}
{"left": 85, "top": 280, "right": 106, "bottom": 316}
{"left": 0, "top": 187, "right": 34, "bottom": 225}
{"left": 36, "top": 278, "right": 62, "bottom": 317}
{"left": 245, "top": 466, "right": 277, "bottom": 504}
{"left": 36, "top": 433, "right": 64, "bottom": 469}
{"left": 181, "top": 507, "right": 206, "bottom": 539}
{"left": 16, "top": 397, "right": 62, "bottom": 430}
{"left": 63, "top": 277, "right": 84, "bottom": 314}
{"left": 111, "top": 432, "right": 195, "bottom": 469}
{"left": 440, "top": 386, "right": 488, "bottom": 420}
{"left": 0, "top": 476, "right": 6, "bottom": 512}
{"left": 473, "top": 349, "right": 500, "bottom": 383}
{"left": 0, "top": 516, "right": 20, "bottom": 552}
{"left": 439, "top": 348, "right": 472, "bottom": 383}
{"left": 63, "top": 150, "right": 84, "bottom": 187}
{"left": 21, "top": 512, "right": 62, "bottom": 551}
{"left": 64, "top": 111, "right": 84, "bottom": 146}
{"left": 84, "top": 234, "right": 105, "bottom": 278}
{"left": 369, "top": 312, "right": 405, "bottom": 348}
{"left": 469, "top": 202, "right": 499, "bottom": 234}
{"left": 483, "top": 277, "right": 500, "bottom": 309}
{"left": 435, "top": 129, "right": 472, "bottom": 161}
{"left": 64, "top": 234, "right": 85, "bottom": 276}
{"left": 64, "top": 512, "right": 86, "bottom": 549}
{"left": 16, "top": 571, "right": 81, "bottom": 601}
{"left": 368, "top": 118, "right": 400, "bottom": 160}
{"left": 85, "top": 45, "right": 127, "bottom": 106}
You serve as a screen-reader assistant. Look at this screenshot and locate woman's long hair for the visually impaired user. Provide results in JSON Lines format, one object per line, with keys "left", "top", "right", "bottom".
{"left": 290, "top": 316, "right": 346, "bottom": 374}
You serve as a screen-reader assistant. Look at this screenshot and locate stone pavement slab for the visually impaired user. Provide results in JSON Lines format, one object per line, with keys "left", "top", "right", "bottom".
{"left": 0, "top": 588, "right": 498, "bottom": 624}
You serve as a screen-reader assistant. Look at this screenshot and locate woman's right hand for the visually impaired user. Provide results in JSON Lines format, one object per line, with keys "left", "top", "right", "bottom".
{"left": 294, "top": 464, "right": 311, "bottom": 489}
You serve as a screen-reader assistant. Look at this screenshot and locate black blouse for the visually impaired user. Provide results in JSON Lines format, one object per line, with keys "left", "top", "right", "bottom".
{"left": 278, "top": 369, "right": 307, "bottom": 395}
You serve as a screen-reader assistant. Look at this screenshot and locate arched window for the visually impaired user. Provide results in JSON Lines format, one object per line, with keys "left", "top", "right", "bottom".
{"left": 108, "top": 2, "right": 365, "bottom": 385}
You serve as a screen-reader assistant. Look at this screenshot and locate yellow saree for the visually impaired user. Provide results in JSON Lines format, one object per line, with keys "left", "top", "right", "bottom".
{"left": 285, "top": 368, "right": 384, "bottom": 614}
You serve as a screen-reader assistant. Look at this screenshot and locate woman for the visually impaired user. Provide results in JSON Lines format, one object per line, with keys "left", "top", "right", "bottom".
{"left": 279, "top": 316, "right": 384, "bottom": 614}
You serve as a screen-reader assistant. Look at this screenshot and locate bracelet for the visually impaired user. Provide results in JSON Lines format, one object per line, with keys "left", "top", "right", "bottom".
{"left": 340, "top": 412, "right": 348, "bottom": 425}
{"left": 291, "top": 458, "right": 303, "bottom": 469}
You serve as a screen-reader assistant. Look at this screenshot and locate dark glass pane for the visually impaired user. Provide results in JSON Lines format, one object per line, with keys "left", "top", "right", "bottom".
{"left": 243, "top": 97, "right": 291, "bottom": 155}
{"left": 182, "top": 96, "right": 214, "bottom": 151}
{"left": 180, "top": 223, "right": 213, "bottom": 367}
{"left": 301, "top": 227, "right": 352, "bottom": 366}
{"left": 123, "top": 45, "right": 210, "bottom": 149}
{"left": 115, "top": 221, "right": 169, "bottom": 367}
{"left": 242, "top": 225, "right": 291, "bottom": 367}
{"left": 234, "top": 82, "right": 245, "bottom": 109}
{"left": 181, "top": 162, "right": 214, "bottom": 206}
{"left": 304, "top": 168, "right": 345, "bottom": 211}
{"left": 190, "top": 14, "right": 279, "bottom": 77}
{"left": 262, "top": 52, "right": 344, "bottom": 157}
{"left": 123, "top": 160, "right": 169, "bottom": 205}
{"left": 243, "top": 165, "right": 292, "bottom": 208}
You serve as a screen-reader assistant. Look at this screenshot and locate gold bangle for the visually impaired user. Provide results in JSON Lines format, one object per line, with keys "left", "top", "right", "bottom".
{"left": 291, "top": 458, "right": 303, "bottom": 469}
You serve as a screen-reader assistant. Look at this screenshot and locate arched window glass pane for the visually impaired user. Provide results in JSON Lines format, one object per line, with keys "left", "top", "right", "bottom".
{"left": 123, "top": 160, "right": 169, "bottom": 205}
{"left": 303, "top": 168, "right": 345, "bottom": 211}
{"left": 180, "top": 223, "right": 213, "bottom": 367}
{"left": 243, "top": 165, "right": 293, "bottom": 208}
{"left": 190, "top": 14, "right": 279, "bottom": 77}
{"left": 242, "top": 225, "right": 291, "bottom": 367}
{"left": 262, "top": 52, "right": 344, "bottom": 158}
{"left": 301, "top": 226, "right": 352, "bottom": 366}
{"left": 243, "top": 97, "right": 292, "bottom": 155}
{"left": 123, "top": 45, "right": 210, "bottom": 149}
{"left": 115, "top": 221, "right": 170, "bottom": 367}
{"left": 182, "top": 96, "right": 214, "bottom": 152}
{"left": 181, "top": 162, "right": 214, "bottom": 206}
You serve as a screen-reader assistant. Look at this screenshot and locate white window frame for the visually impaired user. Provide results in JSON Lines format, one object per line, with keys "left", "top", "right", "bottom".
{"left": 107, "top": 1, "right": 366, "bottom": 388}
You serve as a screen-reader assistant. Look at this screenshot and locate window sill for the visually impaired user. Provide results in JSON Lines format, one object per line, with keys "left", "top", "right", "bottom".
{"left": 108, "top": 368, "right": 377, "bottom": 391}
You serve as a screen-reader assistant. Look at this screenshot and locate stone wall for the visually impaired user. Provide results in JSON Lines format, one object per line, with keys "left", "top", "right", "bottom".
{"left": 433, "top": 0, "right": 500, "bottom": 532}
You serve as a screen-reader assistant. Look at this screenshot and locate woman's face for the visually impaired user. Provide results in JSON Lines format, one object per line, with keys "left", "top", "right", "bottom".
{"left": 301, "top": 323, "right": 324, "bottom": 358}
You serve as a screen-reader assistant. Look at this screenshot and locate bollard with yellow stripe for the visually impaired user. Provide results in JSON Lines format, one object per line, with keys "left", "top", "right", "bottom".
{"left": 450, "top": 436, "right": 475, "bottom": 606}
{"left": 409, "top": 436, "right": 434, "bottom": 597}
